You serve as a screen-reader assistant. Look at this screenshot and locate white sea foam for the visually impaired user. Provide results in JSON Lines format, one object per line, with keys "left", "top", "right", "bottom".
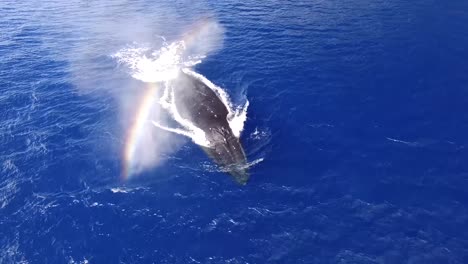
{"left": 230, "top": 100, "right": 249, "bottom": 138}
{"left": 110, "top": 187, "right": 129, "bottom": 193}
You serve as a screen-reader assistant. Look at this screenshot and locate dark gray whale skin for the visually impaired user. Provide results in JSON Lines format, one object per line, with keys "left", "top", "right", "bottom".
{"left": 172, "top": 71, "right": 249, "bottom": 184}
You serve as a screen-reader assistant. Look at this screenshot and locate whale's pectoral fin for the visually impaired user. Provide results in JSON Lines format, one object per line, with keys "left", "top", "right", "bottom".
{"left": 151, "top": 121, "right": 193, "bottom": 138}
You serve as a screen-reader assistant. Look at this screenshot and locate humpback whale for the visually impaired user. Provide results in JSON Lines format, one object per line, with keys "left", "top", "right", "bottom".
{"left": 159, "top": 71, "right": 249, "bottom": 184}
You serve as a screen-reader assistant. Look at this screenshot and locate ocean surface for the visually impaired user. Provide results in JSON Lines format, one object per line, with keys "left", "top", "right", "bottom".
{"left": 2, "top": 0, "right": 468, "bottom": 263}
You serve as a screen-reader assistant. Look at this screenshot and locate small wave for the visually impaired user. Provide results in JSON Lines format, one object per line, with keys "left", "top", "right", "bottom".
{"left": 2, "top": 159, "right": 19, "bottom": 174}
{"left": 110, "top": 187, "right": 130, "bottom": 193}
{"left": 109, "top": 186, "right": 148, "bottom": 193}
{"left": 250, "top": 127, "right": 271, "bottom": 141}
{"left": 386, "top": 137, "right": 423, "bottom": 147}
{"left": 246, "top": 127, "right": 272, "bottom": 160}
{"left": 0, "top": 178, "right": 19, "bottom": 209}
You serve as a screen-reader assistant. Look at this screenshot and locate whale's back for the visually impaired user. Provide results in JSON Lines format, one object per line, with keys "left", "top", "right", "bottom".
{"left": 173, "top": 72, "right": 229, "bottom": 131}
{"left": 172, "top": 71, "right": 249, "bottom": 184}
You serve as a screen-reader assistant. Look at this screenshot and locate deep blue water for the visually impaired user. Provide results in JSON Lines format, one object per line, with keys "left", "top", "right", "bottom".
{"left": 2, "top": 0, "right": 468, "bottom": 263}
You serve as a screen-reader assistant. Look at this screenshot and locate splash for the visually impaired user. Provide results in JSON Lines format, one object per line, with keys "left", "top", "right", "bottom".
{"left": 113, "top": 41, "right": 203, "bottom": 83}
{"left": 114, "top": 20, "right": 249, "bottom": 180}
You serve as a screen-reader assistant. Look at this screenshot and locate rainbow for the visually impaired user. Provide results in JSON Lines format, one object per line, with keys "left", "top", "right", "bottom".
{"left": 122, "top": 84, "right": 158, "bottom": 180}
{"left": 121, "top": 18, "right": 221, "bottom": 180}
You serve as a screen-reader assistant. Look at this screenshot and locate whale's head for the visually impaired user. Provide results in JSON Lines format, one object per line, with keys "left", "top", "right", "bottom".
{"left": 202, "top": 126, "right": 249, "bottom": 185}
{"left": 227, "top": 165, "right": 249, "bottom": 185}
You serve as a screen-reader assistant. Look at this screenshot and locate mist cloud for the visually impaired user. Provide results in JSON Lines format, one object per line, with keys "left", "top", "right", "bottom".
{"left": 59, "top": 0, "right": 226, "bottom": 178}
